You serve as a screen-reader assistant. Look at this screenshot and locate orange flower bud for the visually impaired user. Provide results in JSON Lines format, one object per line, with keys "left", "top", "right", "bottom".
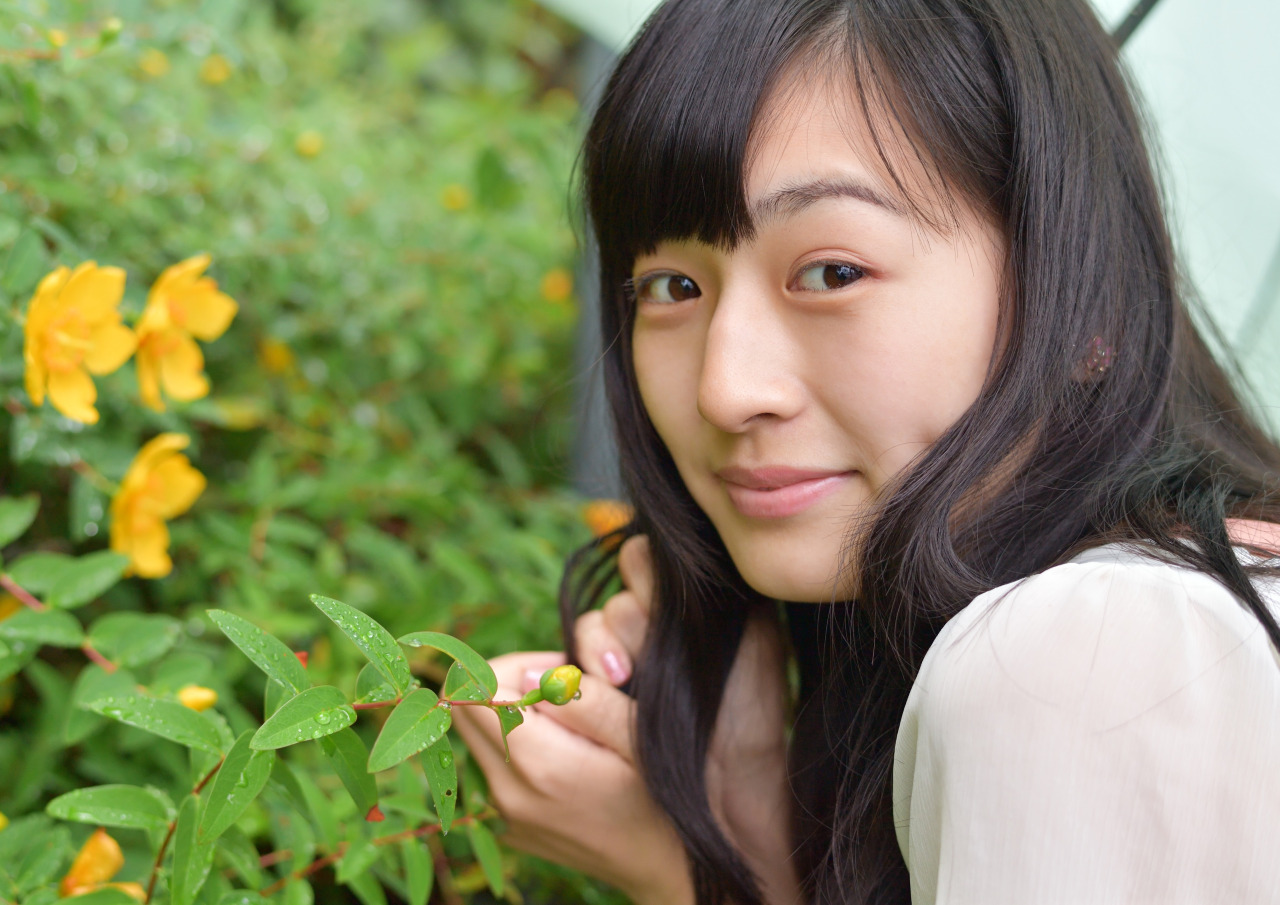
{"left": 539, "top": 665, "right": 582, "bottom": 706}
{"left": 60, "top": 828, "right": 123, "bottom": 896}
{"left": 177, "top": 685, "right": 217, "bottom": 711}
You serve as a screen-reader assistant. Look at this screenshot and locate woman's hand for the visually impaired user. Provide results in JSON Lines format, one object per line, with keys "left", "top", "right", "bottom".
{"left": 575, "top": 536, "right": 802, "bottom": 905}
{"left": 451, "top": 648, "right": 695, "bottom": 905}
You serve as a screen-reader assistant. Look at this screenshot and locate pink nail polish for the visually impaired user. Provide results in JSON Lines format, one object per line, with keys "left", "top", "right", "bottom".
{"left": 601, "top": 650, "right": 631, "bottom": 685}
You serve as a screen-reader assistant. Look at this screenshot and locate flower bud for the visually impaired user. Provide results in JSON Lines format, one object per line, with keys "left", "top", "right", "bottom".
{"left": 177, "top": 685, "right": 218, "bottom": 712}
{"left": 60, "top": 828, "right": 124, "bottom": 896}
{"left": 538, "top": 665, "right": 582, "bottom": 706}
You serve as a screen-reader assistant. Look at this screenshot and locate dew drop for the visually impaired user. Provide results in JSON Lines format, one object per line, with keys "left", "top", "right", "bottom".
{"left": 438, "top": 701, "right": 452, "bottom": 712}
{"left": 573, "top": 690, "right": 583, "bottom": 701}
{"left": 316, "top": 712, "right": 331, "bottom": 725}
{"left": 438, "top": 752, "right": 453, "bottom": 768}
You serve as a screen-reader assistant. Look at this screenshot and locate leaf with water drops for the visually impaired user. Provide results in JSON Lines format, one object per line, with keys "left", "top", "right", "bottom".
{"left": 87, "top": 612, "right": 180, "bottom": 667}
{"left": 0, "top": 608, "right": 84, "bottom": 648}
{"left": 171, "top": 795, "right": 215, "bottom": 905}
{"left": 320, "top": 727, "right": 379, "bottom": 817}
{"left": 59, "top": 889, "right": 140, "bottom": 905}
{"left": 0, "top": 494, "right": 40, "bottom": 548}
{"left": 354, "top": 662, "right": 398, "bottom": 705}
{"left": 420, "top": 734, "right": 457, "bottom": 833}
{"left": 367, "top": 688, "right": 451, "bottom": 773}
{"left": 251, "top": 685, "right": 355, "bottom": 750}
{"left": 312, "top": 595, "right": 412, "bottom": 695}
{"left": 199, "top": 730, "right": 274, "bottom": 843}
{"left": 209, "top": 609, "right": 309, "bottom": 695}
{"left": 466, "top": 820, "right": 505, "bottom": 897}
{"left": 66, "top": 664, "right": 137, "bottom": 745}
{"left": 495, "top": 704, "right": 523, "bottom": 762}
{"left": 45, "top": 784, "right": 174, "bottom": 832}
{"left": 85, "top": 692, "right": 224, "bottom": 754}
{"left": 46, "top": 552, "right": 130, "bottom": 610}
{"left": 397, "top": 631, "right": 497, "bottom": 698}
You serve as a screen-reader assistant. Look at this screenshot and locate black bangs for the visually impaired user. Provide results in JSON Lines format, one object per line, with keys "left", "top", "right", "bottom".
{"left": 584, "top": 0, "right": 846, "bottom": 270}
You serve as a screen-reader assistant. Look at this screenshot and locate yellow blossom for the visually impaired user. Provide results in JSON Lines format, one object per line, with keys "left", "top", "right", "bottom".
{"left": 582, "top": 499, "right": 634, "bottom": 538}
{"left": 109, "top": 433, "right": 206, "bottom": 578}
{"left": 540, "top": 268, "right": 573, "bottom": 304}
{"left": 257, "top": 337, "right": 295, "bottom": 375}
{"left": 138, "top": 48, "right": 170, "bottom": 78}
{"left": 199, "top": 53, "right": 232, "bottom": 85}
{"left": 440, "top": 183, "right": 471, "bottom": 211}
{"left": 294, "top": 130, "right": 324, "bottom": 158}
{"left": 48, "top": 29, "right": 68, "bottom": 48}
{"left": 177, "top": 684, "right": 217, "bottom": 711}
{"left": 59, "top": 828, "right": 124, "bottom": 897}
{"left": 0, "top": 594, "right": 21, "bottom": 622}
{"left": 22, "top": 262, "right": 137, "bottom": 425}
{"left": 135, "top": 254, "right": 237, "bottom": 411}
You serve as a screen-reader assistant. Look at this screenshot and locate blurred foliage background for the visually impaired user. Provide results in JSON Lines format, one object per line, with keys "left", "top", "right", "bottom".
{"left": 1, "top": 0, "right": 620, "bottom": 901}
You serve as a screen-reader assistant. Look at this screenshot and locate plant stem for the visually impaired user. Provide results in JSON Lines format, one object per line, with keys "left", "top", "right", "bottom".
{"left": 0, "top": 573, "right": 46, "bottom": 611}
{"left": 145, "top": 758, "right": 225, "bottom": 903}
{"left": 80, "top": 642, "right": 117, "bottom": 673}
{"left": 352, "top": 698, "right": 399, "bottom": 711}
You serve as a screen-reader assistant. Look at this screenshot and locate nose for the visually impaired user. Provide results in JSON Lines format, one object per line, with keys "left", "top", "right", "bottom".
{"left": 696, "top": 281, "right": 804, "bottom": 432}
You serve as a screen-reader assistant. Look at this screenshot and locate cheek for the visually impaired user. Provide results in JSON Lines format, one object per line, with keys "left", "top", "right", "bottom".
{"left": 632, "top": 330, "right": 698, "bottom": 451}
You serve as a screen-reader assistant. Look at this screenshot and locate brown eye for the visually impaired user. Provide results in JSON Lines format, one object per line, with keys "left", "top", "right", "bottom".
{"left": 795, "top": 262, "right": 865, "bottom": 291}
{"left": 639, "top": 273, "right": 701, "bottom": 304}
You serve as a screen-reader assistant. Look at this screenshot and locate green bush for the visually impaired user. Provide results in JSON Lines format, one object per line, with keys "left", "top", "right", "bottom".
{"left": 0, "top": 1, "right": 622, "bottom": 902}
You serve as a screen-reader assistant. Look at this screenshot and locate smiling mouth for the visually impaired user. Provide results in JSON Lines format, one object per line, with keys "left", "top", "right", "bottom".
{"left": 716, "top": 466, "right": 854, "bottom": 518}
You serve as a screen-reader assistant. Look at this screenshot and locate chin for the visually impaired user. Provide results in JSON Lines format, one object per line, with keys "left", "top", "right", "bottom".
{"left": 730, "top": 541, "right": 847, "bottom": 603}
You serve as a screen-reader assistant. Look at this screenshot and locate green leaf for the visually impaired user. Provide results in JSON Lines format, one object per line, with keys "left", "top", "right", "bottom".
{"left": 366, "top": 688, "right": 451, "bottom": 773}
{"left": 215, "top": 827, "right": 265, "bottom": 887}
{"left": 65, "top": 664, "right": 137, "bottom": 745}
{"left": 0, "top": 641, "right": 36, "bottom": 682}
{"left": 46, "top": 784, "right": 174, "bottom": 832}
{"left": 87, "top": 612, "right": 181, "bottom": 667}
{"left": 0, "top": 494, "right": 39, "bottom": 547}
{"left": 171, "top": 795, "right": 215, "bottom": 905}
{"left": 4, "top": 552, "right": 72, "bottom": 595}
{"left": 441, "top": 660, "right": 491, "bottom": 702}
{"left": 319, "top": 728, "right": 379, "bottom": 817}
{"left": 354, "top": 662, "right": 398, "bottom": 705}
{"left": 312, "top": 595, "right": 412, "bottom": 695}
{"left": 199, "top": 730, "right": 274, "bottom": 843}
{"left": 46, "top": 552, "right": 130, "bottom": 609}
{"left": 400, "top": 839, "right": 434, "bottom": 905}
{"left": 420, "top": 734, "right": 457, "bottom": 833}
{"left": 1, "top": 229, "right": 48, "bottom": 296}
{"left": 0, "top": 608, "right": 83, "bottom": 647}
{"left": 397, "top": 631, "right": 497, "bottom": 698}
{"left": 57, "top": 889, "right": 140, "bottom": 905}
{"left": 208, "top": 609, "right": 308, "bottom": 695}
{"left": 495, "top": 704, "right": 524, "bottom": 762}
{"left": 251, "top": 685, "right": 355, "bottom": 750}
{"left": 85, "top": 692, "right": 224, "bottom": 754}
{"left": 466, "top": 821, "right": 504, "bottom": 897}
{"left": 336, "top": 836, "right": 381, "bottom": 883}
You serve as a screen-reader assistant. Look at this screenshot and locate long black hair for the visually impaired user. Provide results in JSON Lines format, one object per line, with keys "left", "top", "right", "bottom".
{"left": 561, "top": 1, "right": 1280, "bottom": 903}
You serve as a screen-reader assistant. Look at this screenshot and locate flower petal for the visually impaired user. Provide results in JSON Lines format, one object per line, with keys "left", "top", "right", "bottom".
{"left": 148, "top": 454, "right": 206, "bottom": 519}
{"left": 159, "top": 335, "right": 209, "bottom": 402}
{"left": 181, "top": 283, "right": 238, "bottom": 341}
{"left": 122, "top": 517, "right": 173, "bottom": 578}
{"left": 59, "top": 262, "right": 126, "bottom": 323}
{"left": 84, "top": 320, "right": 137, "bottom": 375}
{"left": 148, "top": 254, "right": 210, "bottom": 305}
{"left": 136, "top": 347, "right": 164, "bottom": 411}
{"left": 47, "top": 367, "right": 99, "bottom": 424}
{"left": 120, "top": 433, "right": 192, "bottom": 491}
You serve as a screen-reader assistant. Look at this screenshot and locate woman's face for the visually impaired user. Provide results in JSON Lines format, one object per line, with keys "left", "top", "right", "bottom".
{"left": 631, "top": 79, "right": 1005, "bottom": 601}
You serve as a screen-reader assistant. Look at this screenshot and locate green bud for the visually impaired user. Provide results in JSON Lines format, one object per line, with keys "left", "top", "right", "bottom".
{"left": 538, "top": 664, "right": 582, "bottom": 706}
{"left": 100, "top": 17, "right": 123, "bottom": 46}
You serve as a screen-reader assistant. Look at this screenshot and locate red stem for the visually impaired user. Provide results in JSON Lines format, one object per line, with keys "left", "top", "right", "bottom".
{"left": 80, "top": 642, "right": 117, "bottom": 673}
{"left": 0, "top": 574, "right": 46, "bottom": 611}
{"left": 145, "top": 759, "right": 224, "bottom": 903}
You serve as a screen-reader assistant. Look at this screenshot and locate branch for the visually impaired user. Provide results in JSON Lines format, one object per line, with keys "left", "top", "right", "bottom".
{"left": 145, "top": 758, "right": 225, "bottom": 903}
{"left": 0, "top": 573, "right": 46, "bottom": 611}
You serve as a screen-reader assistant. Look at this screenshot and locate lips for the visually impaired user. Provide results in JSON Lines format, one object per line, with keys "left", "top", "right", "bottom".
{"left": 716, "top": 466, "right": 854, "bottom": 518}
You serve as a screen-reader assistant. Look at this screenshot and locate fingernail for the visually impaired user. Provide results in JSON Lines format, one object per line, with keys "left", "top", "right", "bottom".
{"left": 521, "top": 669, "right": 542, "bottom": 693}
{"left": 601, "top": 650, "right": 631, "bottom": 685}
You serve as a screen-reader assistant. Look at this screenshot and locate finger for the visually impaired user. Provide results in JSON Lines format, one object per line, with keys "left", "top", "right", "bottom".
{"left": 601, "top": 588, "right": 649, "bottom": 657}
{"left": 523, "top": 673, "right": 637, "bottom": 764}
{"left": 575, "top": 609, "right": 633, "bottom": 685}
{"left": 616, "top": 535, "right": 654, "bottom": 611}
{"left": 486, "top": 650, "right": 567, "bottom": 691}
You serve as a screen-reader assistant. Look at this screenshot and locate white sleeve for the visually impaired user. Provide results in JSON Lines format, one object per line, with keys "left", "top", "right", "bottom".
{"left": 893, "top": 558, "right": 1280, "bottom": 905}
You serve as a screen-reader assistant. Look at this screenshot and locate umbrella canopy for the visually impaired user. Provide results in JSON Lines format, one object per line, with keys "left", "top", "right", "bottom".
{"left": 541, "top": 0, "right": 1280, "bottom": 430}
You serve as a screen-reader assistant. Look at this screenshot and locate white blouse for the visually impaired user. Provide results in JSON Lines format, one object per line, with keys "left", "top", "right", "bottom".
{"left": 893, "top": 543, "right": 1280, "bottom": 904}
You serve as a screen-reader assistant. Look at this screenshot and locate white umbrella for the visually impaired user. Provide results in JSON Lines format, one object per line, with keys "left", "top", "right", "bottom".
{"left": 543, "top": 0, "right": 1280, "bottom": 431}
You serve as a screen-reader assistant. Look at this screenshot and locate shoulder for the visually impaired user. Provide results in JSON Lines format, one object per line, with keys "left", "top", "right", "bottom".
{"left": 894, "top": 545, "right": 1280, "bottom": 903}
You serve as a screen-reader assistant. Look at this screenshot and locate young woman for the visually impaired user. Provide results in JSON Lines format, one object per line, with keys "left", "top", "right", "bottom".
{"left": 452, "top": 1, "right": 1280, "bottom": 902}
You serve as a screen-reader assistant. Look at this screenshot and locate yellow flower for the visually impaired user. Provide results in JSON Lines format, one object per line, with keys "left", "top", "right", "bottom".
{"left": 59, "top": 828, "right": 123, "bottom": 897}
{"left": 138, "top": 48, "right": 170, "bottom": 78}
{"left": 109, "top": 434, "right": 206, "bottom": 578}
{"left": 199, "top": 53, "right": 232, "bottom": 85}
{"left": 257, "top": 337, "right": 295, "bottom": 375}
{"left": 177, "top": 684, "right": 217, "bottom": 711}
{"left": 48, "top": 29, "right": 68, "bottom": 48}
{"left": 294, "top": 130, "right": 324, "bottom": 158}
{"left": 540, "top": 268, "right": 574, "bottom": 304}
{"left": 582, "top": 499, "right": 634, "bottom": 538}
{"left": 0, "top": 594, "right": 21, "bottom": 622}
{"left": 23, "top": 262, "right": 137, "bottom": 425}
{"left": 135, "top": 254, "right": 237, "bottom": 412}
{"left": 440, "top": 183, "right": 471, "bottom": 211}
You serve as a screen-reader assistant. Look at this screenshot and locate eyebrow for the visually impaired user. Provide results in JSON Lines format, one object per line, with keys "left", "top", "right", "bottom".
{"left": 749, "top": 176, "right": 907, "bottom": 224}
